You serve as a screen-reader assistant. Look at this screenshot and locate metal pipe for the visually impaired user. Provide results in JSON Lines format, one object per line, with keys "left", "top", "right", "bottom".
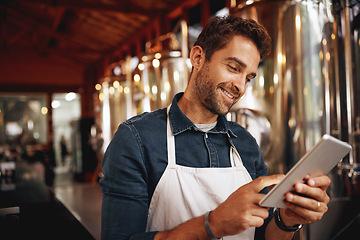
{"left": 332, "top": 20, "right": 342, "bottom": 139}
{"left": 125, "top": 55, "right": 134, "bottom": 119}
{"left": 343, "top": 0, "right": 355, "bottom": 165}
{"left": 180, "top": 19, "right": 189, "bottom": 82}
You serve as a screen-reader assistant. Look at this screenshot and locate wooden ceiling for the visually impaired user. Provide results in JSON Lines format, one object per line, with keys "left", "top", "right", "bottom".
{"left": 0, "top": 0, "right": 209, "bottom": 67}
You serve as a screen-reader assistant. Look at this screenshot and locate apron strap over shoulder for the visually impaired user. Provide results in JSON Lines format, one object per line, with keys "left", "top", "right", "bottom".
{"left": 227, "top": 133, "right": 244, "bottom": 168}
{"left": 167, "top": 106, "right": 176, "bottom": 167}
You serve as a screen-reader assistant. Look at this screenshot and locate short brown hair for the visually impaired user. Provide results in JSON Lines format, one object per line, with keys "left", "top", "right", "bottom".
{"left": 194, "top": 15, "right": 271, "bottom": 60}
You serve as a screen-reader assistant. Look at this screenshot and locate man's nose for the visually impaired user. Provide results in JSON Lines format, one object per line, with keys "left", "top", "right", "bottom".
{"left": 233, "top": 76, "right": 246, "bottom": 95}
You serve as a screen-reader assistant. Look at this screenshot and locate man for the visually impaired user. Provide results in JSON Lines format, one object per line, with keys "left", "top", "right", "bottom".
{"left": 100, "top": 15, "right": 330, "bottom": 240}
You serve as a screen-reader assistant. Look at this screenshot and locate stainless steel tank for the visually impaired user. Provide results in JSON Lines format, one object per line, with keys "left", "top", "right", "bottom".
{"left": 94, "top": 60, "right": 135, "bottom": 152}
{"left": 133, "top": 21, "right": 191, "bottom": 113}
{"left": 231, "top": 0, "right": 360, "bottom": 239}
{"left": 133, "top": 48, "right": 190, "bottom": 112}
{"left": 93, "top": 20, "right": 191, "bottom": 152}
{"left": 232, "top": 0, "right": 338, "bottom": 174}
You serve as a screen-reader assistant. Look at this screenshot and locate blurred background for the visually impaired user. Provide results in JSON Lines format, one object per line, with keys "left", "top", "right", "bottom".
{"left": 0, "top": 0, "right": 359, "bottom": 239}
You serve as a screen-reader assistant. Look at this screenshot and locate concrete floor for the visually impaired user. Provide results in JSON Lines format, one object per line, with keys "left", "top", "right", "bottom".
{"left": 53, "top": 166, "right": 102, "bottom": 240}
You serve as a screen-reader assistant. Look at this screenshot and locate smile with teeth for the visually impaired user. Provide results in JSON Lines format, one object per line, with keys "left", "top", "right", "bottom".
{"left": 221, "top": 88, "right": 234, "bottom": 99}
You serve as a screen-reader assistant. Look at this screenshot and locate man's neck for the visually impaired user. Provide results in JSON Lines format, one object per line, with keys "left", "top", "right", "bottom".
{"left": 177, "top": 92, "right": 218, "bottom": 124}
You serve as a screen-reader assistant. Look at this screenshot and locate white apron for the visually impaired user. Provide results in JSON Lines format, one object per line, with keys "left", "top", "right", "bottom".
{"left": 146, "top": 108, "right": 255, "bottom": 239}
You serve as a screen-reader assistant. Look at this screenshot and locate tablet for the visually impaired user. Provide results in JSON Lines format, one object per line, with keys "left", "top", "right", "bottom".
{"left": 259, "top": 134, "right": 352, "bottom": 208}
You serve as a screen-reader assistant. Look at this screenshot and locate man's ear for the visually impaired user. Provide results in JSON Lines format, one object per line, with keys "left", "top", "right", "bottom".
{"left": 189, "top": 46, "right": 205, "bottom": 70}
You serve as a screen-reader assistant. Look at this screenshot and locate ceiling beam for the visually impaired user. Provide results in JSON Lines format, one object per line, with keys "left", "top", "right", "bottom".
{"left": 5, "top": 8, "right": 125, "bottom": 66}
{"left": 7, "top": 26, "right": 32, "bottom": 45}
{"left": 166, "top": 0, "right": 204, "bottom": 19}
{"left": 52, "top": 7, "right": 66, "bottom": 30}
{"left": 0, "top": 5, "right": 7, "bottom": 50}
{"left": 5, "top": 8, "right": 104, "bottom": 54}
{"left": 44, "top": 7, "right": 66, "bottom": 46}
{"left": 16, "top": 0, "right": 157, "bottom": 16}
{"left": 101, "top": 0, "right": 208, "bottom": 64}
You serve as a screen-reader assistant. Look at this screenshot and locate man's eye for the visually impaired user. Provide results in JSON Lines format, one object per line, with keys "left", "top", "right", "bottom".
{"left": 227, "top": 65, "right": 238, "bottom": 71}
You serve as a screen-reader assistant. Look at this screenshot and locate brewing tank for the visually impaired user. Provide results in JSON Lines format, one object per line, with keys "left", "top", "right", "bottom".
{"left": 93, "top": 21, "right": 191, "bottom": 153}
{"left": 231, "top": 1, "right": 360, "bottom": 239}
{"left": 133, "top": 49, "right": 190, "bottom": 113}
{"left": 133, "top": 22, "right": 191, "bottom": 113}
{"left": 232, "top": 0, "right": 338, "bottom": 173}
{"left": 93, "top": 60, "right": 135, "bottom": 152}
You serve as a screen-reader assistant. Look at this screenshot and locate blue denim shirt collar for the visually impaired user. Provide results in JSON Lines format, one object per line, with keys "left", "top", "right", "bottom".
{"left": 169, "top": 92, "right": 237, "bottom": 138}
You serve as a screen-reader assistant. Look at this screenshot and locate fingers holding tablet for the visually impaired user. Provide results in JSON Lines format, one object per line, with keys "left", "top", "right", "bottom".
{"left": 259, "top": 134, "right": 351, "bottom": 208}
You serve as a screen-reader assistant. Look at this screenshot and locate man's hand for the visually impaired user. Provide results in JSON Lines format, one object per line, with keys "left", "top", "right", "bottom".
{"left": 209, "top": 174, "right": 285, "bottom": 237}
{"left": 280, "top": 175, "right": 331, "bottom": 227}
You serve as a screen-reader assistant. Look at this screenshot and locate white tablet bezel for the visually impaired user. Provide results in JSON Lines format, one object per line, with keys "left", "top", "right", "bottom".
{"left": 259, "top": 134, "right": 352, "bottom": 208}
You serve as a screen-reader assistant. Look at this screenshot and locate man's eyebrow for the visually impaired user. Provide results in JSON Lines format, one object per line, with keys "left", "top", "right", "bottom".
{"left": 226, "top": 57, "right": 257, "bottom": 78}
{"left": 225, "top": 57, "right": 247, "bottom": 68}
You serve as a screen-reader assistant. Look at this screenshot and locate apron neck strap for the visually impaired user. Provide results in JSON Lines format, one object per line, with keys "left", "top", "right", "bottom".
{"left": 227, "top": 133, "right": 244, "bottom": 168}
{"left": 167, "top": 106, "right": 176, "bottom": 166}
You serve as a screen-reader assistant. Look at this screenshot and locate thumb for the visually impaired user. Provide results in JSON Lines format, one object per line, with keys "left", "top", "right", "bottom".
{"left": 243, "top": 174, "right": 284, "bottom": 193}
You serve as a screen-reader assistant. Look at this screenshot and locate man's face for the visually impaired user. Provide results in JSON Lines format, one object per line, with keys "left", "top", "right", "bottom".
{"left": 194, "top": 35, "right": 260, "bottom": 116}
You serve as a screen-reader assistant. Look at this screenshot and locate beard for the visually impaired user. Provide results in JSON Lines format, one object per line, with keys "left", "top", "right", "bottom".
{"left": 193, "top": 64, "right": 241, "bottom": 116}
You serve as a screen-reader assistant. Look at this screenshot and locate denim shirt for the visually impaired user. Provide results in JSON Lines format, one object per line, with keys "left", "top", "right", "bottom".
{"left": 100, "top": 92, "right": 271, "bottom": 240}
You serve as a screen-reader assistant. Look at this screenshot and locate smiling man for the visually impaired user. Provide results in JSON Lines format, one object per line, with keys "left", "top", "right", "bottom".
{"left": 100, "top": 15, "right": 331, "bottom": 240}
{"left": 179, "top": 34, "right": 259, "bottom": 123}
